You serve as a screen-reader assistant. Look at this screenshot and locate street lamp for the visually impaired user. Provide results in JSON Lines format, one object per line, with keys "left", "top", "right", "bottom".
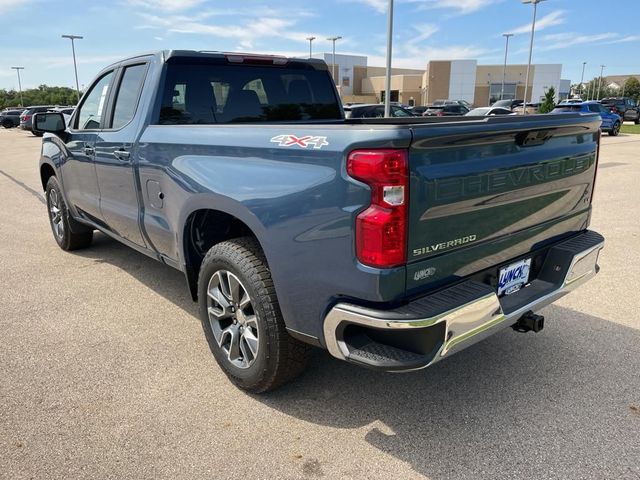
{"left": 383, "top": 0, "right": 394, "bottom": 117}
{"left": 326, "top": 36, "right": 342, "bottom": 86}
{"left": 521, "top": 0, "right": 546, "bottom": 115}
{"left": 11, "top": 67, "right": 24, "bottom": 107}
{"left": 61, "top": 34, "right": 83, "bottom": 104}
{"left": 579, "top": 61, "right": 586, "bottom": 99}
{"left": 597, "top": 64, "right": 605, "bottom": 100}
{"left": 500, "top": 33, "right": 514, "bottom": 101}
{"left": 306, "top": 36, "right": 316, "bottom": 58}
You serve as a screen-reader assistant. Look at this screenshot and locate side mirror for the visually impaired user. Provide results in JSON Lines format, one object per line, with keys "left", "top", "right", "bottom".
{"left": 33, "top": 112, "right": 66, "bottom": 135}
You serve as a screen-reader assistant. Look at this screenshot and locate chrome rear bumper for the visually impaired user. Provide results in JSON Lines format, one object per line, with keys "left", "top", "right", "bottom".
{"left": 323, "top": 230, "right": 604, "bottom": 371}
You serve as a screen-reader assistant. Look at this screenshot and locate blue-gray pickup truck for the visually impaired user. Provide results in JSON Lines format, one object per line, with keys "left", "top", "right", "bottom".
{"left": 34, "top": 50, "right": 604, "bottom": 392}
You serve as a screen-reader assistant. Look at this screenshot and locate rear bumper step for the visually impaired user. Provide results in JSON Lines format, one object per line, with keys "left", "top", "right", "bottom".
{"left": 323, "top": 230, "right": 604, "bottom": 371}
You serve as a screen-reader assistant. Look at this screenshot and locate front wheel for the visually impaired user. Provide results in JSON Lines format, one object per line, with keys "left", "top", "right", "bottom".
{"left": 45, "top": 176, "right": 93, "bottom": 250}
{"left": 609, "top": 122, "right": 620, "bottom": 136}
{"left": 198, "top": 237, "right": 309, "bottom": 393}
{"left": 2, "top": 120, "right": 12, "bottom": 129}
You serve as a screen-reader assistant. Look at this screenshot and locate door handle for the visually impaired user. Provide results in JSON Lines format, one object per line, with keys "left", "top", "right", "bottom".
{"left": 114, "top": 149, "right": 131, "bottom": 161}
{"left": 84, "top": 146, "right": 94, "bottom": 155}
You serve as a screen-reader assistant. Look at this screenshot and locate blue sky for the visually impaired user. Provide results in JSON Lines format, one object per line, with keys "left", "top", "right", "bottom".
{"left": 1, "top": 0, "right": 639, "bottom": 90}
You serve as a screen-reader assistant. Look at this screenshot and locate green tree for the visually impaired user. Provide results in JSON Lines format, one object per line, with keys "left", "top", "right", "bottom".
{"left": 539, "top": 86, "right": 556, "bottom": 113}
{"left": 0, "top": 85, "right": 78, "bottom": 109}
{"left": 622, "top": 77, "right": 640, "bottom": 102}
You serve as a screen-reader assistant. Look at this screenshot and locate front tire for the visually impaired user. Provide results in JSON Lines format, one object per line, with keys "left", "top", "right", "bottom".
{"left": 198, "top": 237, "right": 309, "bottom": 393}
{"left": 609, "top": 122, "right": 620, "bottom": 136}
{"left": 45, "top": 176, "right": 93, "bottom": 250}
{"left": 2, "top": 120, "right": 12, "bottom": 129}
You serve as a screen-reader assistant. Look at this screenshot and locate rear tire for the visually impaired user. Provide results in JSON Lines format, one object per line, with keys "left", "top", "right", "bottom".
{"left": 45, "top": 176, "right": 93, "bottom": 251}
{"left": 609, "top": 122, "right": 620, "bottom": 136}
{"left": 198, "top": 237, "right": 310, "bottom": 393}
{"left": 2, "top": 119, "right": 12, "bottom": 129}
{"left": 32, "top": 130, "right": 43, "bottom": 137}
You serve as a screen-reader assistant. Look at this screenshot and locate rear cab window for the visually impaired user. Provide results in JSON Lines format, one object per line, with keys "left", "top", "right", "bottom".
{"left": 157, "top": 58, "right": 342, "bottom": 124}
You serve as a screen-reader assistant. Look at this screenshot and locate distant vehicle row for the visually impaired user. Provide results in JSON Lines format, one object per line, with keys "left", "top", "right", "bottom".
{"left": 0, "top": 106, "right": 75, "bottom": 134}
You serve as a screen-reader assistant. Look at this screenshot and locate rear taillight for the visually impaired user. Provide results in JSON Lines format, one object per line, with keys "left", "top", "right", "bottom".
{"left": 23, "top": 115, "right": 31, "bottom": 121}
{"left": 347, "top": 149, "right": 408, "bottom": 268}
{"left": 436, "top": 111, "right": 444, "bottom": 116}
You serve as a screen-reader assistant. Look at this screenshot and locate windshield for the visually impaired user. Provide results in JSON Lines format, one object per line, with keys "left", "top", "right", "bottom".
{"left": 552, "top": 105, "right": 582, "bottom": 112}
{"left": 466, "top": 108, "right": 490, "bottom": 116}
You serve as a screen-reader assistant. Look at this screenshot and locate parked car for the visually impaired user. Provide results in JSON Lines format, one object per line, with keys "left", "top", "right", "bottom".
{"left": 551, "top": 101, "right": 622, "bottom": 136}
{"left": 408, "top": 105, "right": 429, "bottom": 115}
{"left": 20, "top": 106, "right": 54, "bottom": 135}
{"left": 491, "top": 99, "right": 524, "bottom": 110}
{"left": 600, "top": 97, "right": 640, "bottom": 124}
{"left": 432, "top": 99, "right": 473, "bottom": 109}
{"left": 34, "top": 50, "right": 604, "bottom": 393}
{"left": 344, "top": 103, "right": 416, "bottom": 118}
{"left": 0, "top": 109, "right": 24, "bottom": 128}
{"left": 48, "top": 106, "right": 75, "bottom": 115}
{"left": 465, "top": 107, "right": 514, "bottom": 116}
{"left": 512, "top": 103, "right": 540, "bottom": 115}
{"left": 423, "top": 104, "right": 469, "bottom": 116}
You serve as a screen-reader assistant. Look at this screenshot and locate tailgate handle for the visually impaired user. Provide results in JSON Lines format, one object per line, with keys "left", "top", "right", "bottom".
{"left": 516, "top": 129, "right": 554, "bottom": 147}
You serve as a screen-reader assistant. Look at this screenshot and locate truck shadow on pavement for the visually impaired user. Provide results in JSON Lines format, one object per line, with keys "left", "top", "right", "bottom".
{"left": 79, "top": 233, "right": 640, "bottom": 479}
{"left": 265, "top": 311, "right": 640, "bottom": 479}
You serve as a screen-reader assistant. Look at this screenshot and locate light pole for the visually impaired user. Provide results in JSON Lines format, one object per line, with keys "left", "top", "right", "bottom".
{"left": 597, "top": 64, "right": 605, "bottom": 100}
{"left": 61, "top": 34, "right": 83, "bottom": 104}
{"left": 383, "top": 0, "right": 394, "bottom": 117}
{"left": 521, "top": 0, "right": 546, "bottom": 114}
{"left": 579, "top": 61, "right": 586, "bottom": 99}
{"left": 500, "top": 33, "right": 514, "bottom": 101}
{"left": 11, "top": 67, "right": 24, "bottom": 107}
{"left": 327, "top": 36, "right": 342, "bottom": 86}
{"left": 306, "top": 36, "right": 316, "bottom": 58}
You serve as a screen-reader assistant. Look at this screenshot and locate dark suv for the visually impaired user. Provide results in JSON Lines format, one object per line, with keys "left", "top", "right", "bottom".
{"left": 0, "top": 109, "right": 24, "bottom": 128}
{"left": 423, "top": 104, "right": 469, "bottom": 116}
{"left": 601, "top": 97, "right": 640, "bottom": 124}
{"left": 20, "top": 106, "right": 54, "bottom": 134}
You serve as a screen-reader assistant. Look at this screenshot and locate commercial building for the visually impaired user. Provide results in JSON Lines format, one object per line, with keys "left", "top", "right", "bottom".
{"left": 319, "top": 53, "right": 570, "bottom": 107}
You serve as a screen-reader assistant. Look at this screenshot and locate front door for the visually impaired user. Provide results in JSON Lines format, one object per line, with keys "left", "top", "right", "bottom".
{"left": 61, "top": 70, "right": 115, "bottom": 222}
{"left": 93, "top": 63, "right": 148, "bottom": 247}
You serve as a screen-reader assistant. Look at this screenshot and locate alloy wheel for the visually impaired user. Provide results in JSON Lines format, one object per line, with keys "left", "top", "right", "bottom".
{"left": 48, "top": 187, "right": 64, "bottom": 240}
{"left": 206, "top": 270, "right": 259, "bottom": 369}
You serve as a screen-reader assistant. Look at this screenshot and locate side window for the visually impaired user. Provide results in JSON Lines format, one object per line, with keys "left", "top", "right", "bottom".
{"left": 588, "top": 104, "right": 600, "bottom": 113}
{"left": 111, "top": 64, "right": 147, "bottom": 129}
{"left": 76, "top": 71, "right": 114, "bottom": 130}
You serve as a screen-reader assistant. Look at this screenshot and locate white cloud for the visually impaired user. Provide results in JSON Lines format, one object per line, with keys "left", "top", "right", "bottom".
{"left": 124, "top": 0, "right": 204, "bottom": 11}
{"left": 509, "top": 10, "right": 565, "bottom": 35}
{"left": 409, "top": 0, "right": 501, "bottom": 14}
{"left": 0, "top": 0, "right": 29, "bottom": 14}
{"left": 347, "top": 0, "right": 388, "bottom": 13}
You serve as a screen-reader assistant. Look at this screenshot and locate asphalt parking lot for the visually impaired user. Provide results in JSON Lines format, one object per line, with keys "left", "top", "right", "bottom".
{"left": 0, "top": 127, "right": 639, "bottom": 480}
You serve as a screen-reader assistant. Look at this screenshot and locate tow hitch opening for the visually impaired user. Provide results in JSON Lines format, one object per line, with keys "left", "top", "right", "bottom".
{"left": 512, "top": 311, "right": 544, "bottom": 333}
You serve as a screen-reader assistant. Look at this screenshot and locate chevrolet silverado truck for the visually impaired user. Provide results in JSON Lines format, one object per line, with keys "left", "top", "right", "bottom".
{"left": 34, "top": 50, "right": 604, "bottom": 392}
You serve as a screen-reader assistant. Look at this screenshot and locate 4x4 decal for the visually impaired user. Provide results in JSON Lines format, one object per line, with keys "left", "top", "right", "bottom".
{"left": 270, "top": 134, "right": 329, "bottom": 150}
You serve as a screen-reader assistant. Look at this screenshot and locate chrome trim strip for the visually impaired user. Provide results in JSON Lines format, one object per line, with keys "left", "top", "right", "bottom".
{"left": 323, "top": 240, "right": 604, "bottom": 368}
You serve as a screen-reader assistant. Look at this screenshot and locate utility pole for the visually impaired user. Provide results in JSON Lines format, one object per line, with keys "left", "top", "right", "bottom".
{"left": 61, "top": 34, "right": 83, "bottom": 103}
{"left": 326, "top": 36, "right": 342, "bottom": 86}
{"left": 522, "top": 0, "right": 546, "bottom": 114}
{"left": 383, "top": 0, "right": 394, "bottom": 117}
{"left": 500, "top": 33, "right": 514, "bottom": 101}
{"left": 597, "top": 64, "right": 605, "bottom": 100}
{"left": 579, "top": 61, "right": 586, "bottom": 99}
{"left": 306, "top": 36, "right": 316, "bottom": 58}
{"left": 11, "top": 67, "right": 24, "bottom": 107}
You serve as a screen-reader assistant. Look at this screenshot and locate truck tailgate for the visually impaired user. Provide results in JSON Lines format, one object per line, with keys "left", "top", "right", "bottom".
{"left": 406, "top": 113, "right": 601, "bottom": 293}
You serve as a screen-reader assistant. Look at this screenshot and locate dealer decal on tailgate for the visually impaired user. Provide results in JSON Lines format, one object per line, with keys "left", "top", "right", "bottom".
{"left": 270, "top": 134, "right": 329, "bottom": 150}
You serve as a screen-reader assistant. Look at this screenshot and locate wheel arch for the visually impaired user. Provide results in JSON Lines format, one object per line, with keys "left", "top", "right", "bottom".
{"left": 180, "top": 205, "right": 269, "bottom": 301}
{"left": 40, "top": 161, "right": 57, "bottom": 191}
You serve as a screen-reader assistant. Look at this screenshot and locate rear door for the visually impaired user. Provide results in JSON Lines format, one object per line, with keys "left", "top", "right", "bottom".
{"left": 93, "top": 61, "right": 149, "bottom": 247}
{"left": 405, "top": 114, "right": 601, "bottom": 293}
